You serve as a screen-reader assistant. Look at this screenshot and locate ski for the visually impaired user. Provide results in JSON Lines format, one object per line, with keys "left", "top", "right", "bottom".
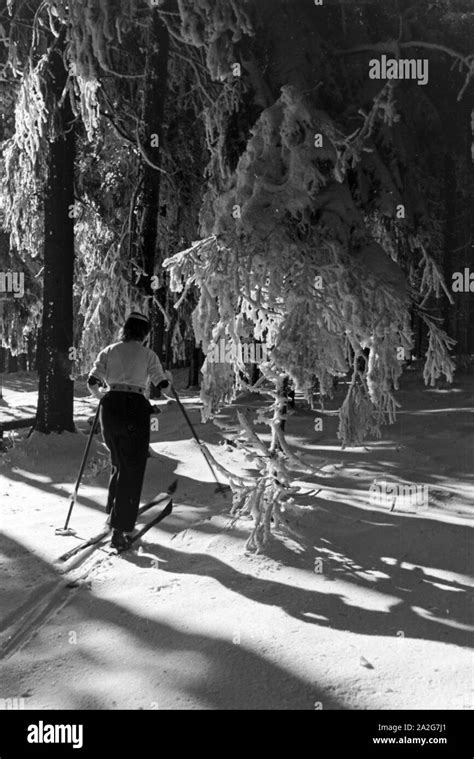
{"left": 56, "top": 526, "right": 111, "bottom": 563}
{"left": 57, "top": 480, "right": 177, "bottom": 564}
{"left": 108, "top": 497, "right": 173, "bottom": 555}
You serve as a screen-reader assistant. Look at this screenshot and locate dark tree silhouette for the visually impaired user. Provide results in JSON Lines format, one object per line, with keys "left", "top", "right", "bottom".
{"left": 36, "top": 42, "right": 76, "bottom": 433}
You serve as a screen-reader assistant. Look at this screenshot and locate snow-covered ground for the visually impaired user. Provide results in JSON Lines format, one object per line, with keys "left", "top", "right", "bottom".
{"left": 0, "top": 370, "right": 473, "bottom": 710}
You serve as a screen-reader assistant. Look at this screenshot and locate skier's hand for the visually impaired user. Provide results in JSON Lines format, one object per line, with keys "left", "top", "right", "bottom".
{"left": 90, "top": 386, "right": 107, "bottom": 401}
{"left": 89, "top": 385, "right": 102, "bottom": 401}
{"left": 87, "top": 375, "right": 108, "bottom": 401}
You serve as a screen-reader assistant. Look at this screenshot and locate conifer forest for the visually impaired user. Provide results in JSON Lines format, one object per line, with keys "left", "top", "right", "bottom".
{"left": 0, "top": 0, "right": 473, "bottom": 730}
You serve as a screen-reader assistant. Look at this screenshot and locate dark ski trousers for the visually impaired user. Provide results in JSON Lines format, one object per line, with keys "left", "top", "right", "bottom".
{"left": 100, "top": 392, "right": 150, "bottom": 533}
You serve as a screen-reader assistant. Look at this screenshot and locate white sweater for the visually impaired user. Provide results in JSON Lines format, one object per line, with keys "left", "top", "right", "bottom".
{"left": 89, "top": 341, "right": 167, "bottom": 391}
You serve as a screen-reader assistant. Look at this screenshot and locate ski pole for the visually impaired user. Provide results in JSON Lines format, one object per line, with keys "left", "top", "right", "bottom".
{"left": 55, "top": 401, "right": 102, "bottom": 536}
{"left": 169, "top": 385, "right": 229, "bottom": 496}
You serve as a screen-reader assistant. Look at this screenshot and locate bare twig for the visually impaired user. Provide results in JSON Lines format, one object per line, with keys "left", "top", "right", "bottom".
{"left": 335, "top": 39, "right": 474, "bottom": 100}
{"left": 134, "top": 122, "right": 168, "bottom": 175}
{"left": 151, "top": 295, "right": 172, "bottom": 331}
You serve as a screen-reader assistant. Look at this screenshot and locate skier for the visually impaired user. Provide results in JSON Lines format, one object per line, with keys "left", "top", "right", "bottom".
{"left": 87, "top": 312, "right": 172, "bottom": 550}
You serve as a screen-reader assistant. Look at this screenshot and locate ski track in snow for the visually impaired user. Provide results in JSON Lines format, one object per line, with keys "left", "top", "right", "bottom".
{"left": 0, "top": 372, "right": 473, "bottom": 710}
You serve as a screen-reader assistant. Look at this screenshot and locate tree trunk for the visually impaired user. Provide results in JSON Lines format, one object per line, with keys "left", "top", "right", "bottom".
{"left": 187, "top": 345, "right": 204, "bottom": 388}
{"left": 27, "top": 333, "right": 36, "bottom": 371}
{"left": 8, "top": 352, "right": 17, "bottom": 373}
{"left": 138, "top": 8, "right": 169, "bottom": 387}
{"left": 460, "top": 109, "right": 474, "bottom": 354}
{"left": 36, "top": 45, "right": 75, "bottom": 434}
{"left": 443, "top": 152, "right": 456, "bottom": 337}
{"left": 269, "top": 375, "right": 289, "bottom": 452}
{"left": 0, "top": 346, "right": 5, "bottom": 399}
{"left": 469, "top": 177, "right": 474, "bottom": 354}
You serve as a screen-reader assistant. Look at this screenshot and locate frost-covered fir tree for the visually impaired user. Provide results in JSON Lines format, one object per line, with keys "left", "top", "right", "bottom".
{"left": 163, "top": 0, "right": 468, "bottom": 550}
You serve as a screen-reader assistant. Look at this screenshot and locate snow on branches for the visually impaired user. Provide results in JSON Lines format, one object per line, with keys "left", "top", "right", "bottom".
{"left": 46, "top": 0, "right": 147, "bottom": 81}
{"left": 164, "top": 84, "right": 421, "bottom": 548}
{"left": 166, "top": 85, "right": 412, "bottom": 417}
{"left": 2, "top": 62, "right": 48, "bottom": 260}
{"left": 421, "top": 317, "right": 456, "bottom": 388}
{"left": 176, "top": 0, "right": 253, "bottom": 81}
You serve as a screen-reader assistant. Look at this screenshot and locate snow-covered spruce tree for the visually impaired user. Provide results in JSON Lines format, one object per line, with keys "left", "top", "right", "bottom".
{"left": 2, "top": 0, "right": 256, "bottom": 384}
{"left": 2, "top": 0, "right": 174, "bottom": 384}
{"left": 37, "top": 0, "right": 217, "bottom": 375}
{"left": 73, "top": 123, "right": 149, "bottom": 375}
{"left": 162, "top": 0, "right": 462, "bottom": 552}
{"left": 1, "top": 0, "right": 150, "bottom": 425}
{"left": 43, "top": 0, "right": 157, "bottom": 368}
{"left": 0, "top": 3, "right": 80, "bottom": 431}
{"left": 0, "top": 73, "right": 42, "bottom": 360}
{"left": 164, "top": 84, "right": 414, "bottom": 550}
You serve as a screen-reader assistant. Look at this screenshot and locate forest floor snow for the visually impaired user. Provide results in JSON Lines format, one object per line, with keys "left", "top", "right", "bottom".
{"left": 0, "top": 370, "right": 473, "bottom": 710}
